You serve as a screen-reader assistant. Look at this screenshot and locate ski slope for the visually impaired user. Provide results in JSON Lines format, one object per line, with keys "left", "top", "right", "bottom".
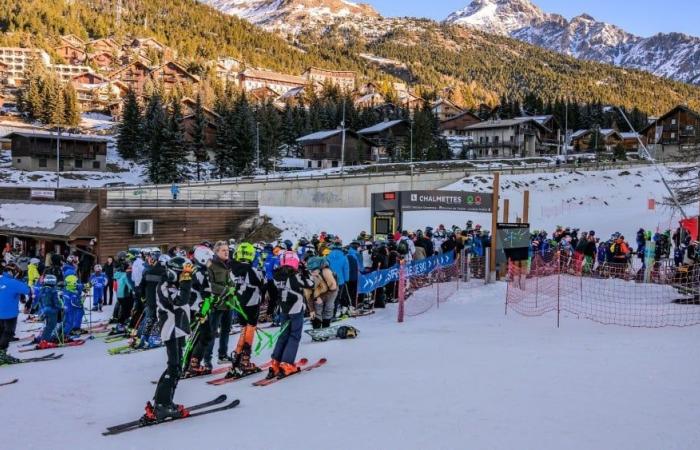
{"left": 263, "top": 165, "right": 683, "bottom": 243}
{"left": 3, "top": 281, "right": 700, "bottom": 449}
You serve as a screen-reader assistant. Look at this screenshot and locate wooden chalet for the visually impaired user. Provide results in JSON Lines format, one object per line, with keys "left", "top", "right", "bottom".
{"left": 570, "top": 129, "right": 622, "bottom": 152}
{"left": 54, "top": 44, "right": 87, "bottom": 65}
{"left": 89, "top": 52, "right": 117, "bottom": 70}
{"left": 8, "top": 131, "right": 108, "bottom": 172}
{"left": 297, "top": 129, "right": 372, "bottom": 169}
{"left": 439, "top": 111, "right": 482, "bottom": 137}
{"left": 303, "top": 67, "right": 356, "bottom": 91}
{"left": 238, "top": 68, "right": 308, "bottom": 96}
{"left": 358, "top": 119, "right": 411, "bottom": 162}
{"left": 354, "top": 92, "right": 385, "bottom": 109}
{"left": 109, "top": 61, "right": 151, "bottom": 93}
{"left": 640, "top": 105, "right": 700, "bottom": 160}
{"left": 59, "top": 34, "right": 86, "bottom": 49}
{"left": 431, "top": 98, "right": 463, "bottom": 121}
{"left": 150, "top": 61, "right": 199, "bottom": 93}
{"left": 88, "top": 38, "right": 121, "bottom": 56}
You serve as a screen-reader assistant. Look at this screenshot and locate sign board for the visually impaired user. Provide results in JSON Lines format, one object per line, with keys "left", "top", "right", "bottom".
{"left": 496, "top": 223, "right": 531, "bottom": 263}
{"left": 30, "top": 189, "right": 55, "bottom": 199}
{"left": 399, "top": 190, "right": 492, "bottom": 213}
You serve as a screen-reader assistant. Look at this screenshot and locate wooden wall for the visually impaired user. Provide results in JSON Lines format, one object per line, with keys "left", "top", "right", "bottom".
{"left": 0, "top": 187, "right": 105, "bottom": 204}
{"left": 97, "top": 207, "right": 258, "bottom": 260}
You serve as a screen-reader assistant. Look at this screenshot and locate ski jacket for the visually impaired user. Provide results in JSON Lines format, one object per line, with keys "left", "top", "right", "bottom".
{"left": 346, "top": 248, "right": 361, "bottom": 280}
{"left": 190, "top": 267, "right": 211, "bottom": 312}
{"left": 273, "top": 266, "right": 314, "bottom": 315}
{"left": 326, "top": 248, "right": 349, "bottom": 286}
{"left": 37, "top": 285, "right": 61, "bottom": 315}
{"left": 27, "top": 264, "right": 40, "bottom": 288}
{"left": 143, "top": 264, "right": 167, "bottom": 308}
{"left": 230, "top": 261, "right": 264, "bottom": 308}
{"left": 263, "top": 250, "right": 280, "bottom": 280}
{"left": 156, "top": 279, "right": 192, "bottom": 342}
{"left": 61, "top": 289, "right": 82, "bottom": 310}
{"left": 131, "top": 257, "right": 145, "bottom": 288}
{"left": 0, "top": 272, "right": 30, "bottom": 319}
{"left": 208, "top": 257, "right": 234, "bottom": 309}
{"left": 114, "top": 270, "right": 134, "bottom": 299}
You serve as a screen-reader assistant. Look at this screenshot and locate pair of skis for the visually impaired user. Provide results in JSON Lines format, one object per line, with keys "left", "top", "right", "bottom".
{"left": 0, "top": 352, "right": 64, "bottom": 367}
{"left": 103, "top": 395, "right": 240, "bottom": 436}
{"left": 18, "top": 340, "right": 85, "bottom": 353}
{"left": 204, "top": 358, "right": 327, "bottom": 387}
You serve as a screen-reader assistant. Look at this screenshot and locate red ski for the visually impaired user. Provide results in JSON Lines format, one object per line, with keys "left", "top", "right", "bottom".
{"left": 18, "top": 339, "right": 86, "bottom": 353}
{"left": 252, "top": 358, "right": 326, "bottom": 387}
{"left": 207, "top": 360, "right": 284, "bottom": 386}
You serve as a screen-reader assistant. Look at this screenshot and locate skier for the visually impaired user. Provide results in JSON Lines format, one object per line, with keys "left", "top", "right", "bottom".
{"left": 61, "top": 274, "right": 84, "bottom": 337}
{"left": 36, "top": 275, "right": 61, "bottom": 348}
{"left": 326, "top": 242, "right": 349, "bottom": 317}
{"left": 90, "top": 265, "right": 108, "bottom": 312}
{"left": 111, "top": 255, "right": 135, "bottom": 332}
{"left": 135, "top": 253, "right": 168, "bottom": 349}
{"left": 143, "top": 256, "right": 194, "bottom": 422}
{"left": 267, "top": 251, "right": 314, "bottom": 379}
{"left": 262, "top": 244, "right": 280, "bottom": 324}
{"left": 186, "top": 245, "right": 217, "bottom": 376}
{"left": 225, "top": 242, "right": 265, "bottom": 379}
{"left": 0, "top": 263, "right": 29, "bottom": 364}
{"left": 306, "top": 256, "right": 338, "bottom": 329}
{"left": 206, "top": 241, "right": 234, "bottom": 365}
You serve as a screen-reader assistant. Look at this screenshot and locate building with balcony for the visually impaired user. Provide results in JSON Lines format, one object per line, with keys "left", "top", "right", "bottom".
{"left": 0, "top": 47, "right": 51, "bottom": 86}
{"left": 640, "top": 105, "right": 700, "bottom": 160}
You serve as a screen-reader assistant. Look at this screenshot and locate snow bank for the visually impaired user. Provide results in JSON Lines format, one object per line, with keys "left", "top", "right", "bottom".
{"left": 0, "top": 203, "right": 73, "bottom": 229}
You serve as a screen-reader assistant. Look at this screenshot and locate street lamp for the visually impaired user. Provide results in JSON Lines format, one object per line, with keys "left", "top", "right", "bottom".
{"left": 55, "top": 126, "right": 61, "bottom": 189}
{"left": 340, "top": 98, "right": 346, "bottom": 175}
{"left": 255, "top": 121, "right": 260, "bottom": 172}
{"left": 409, "top": 118, "right": 414, "bottom": 164}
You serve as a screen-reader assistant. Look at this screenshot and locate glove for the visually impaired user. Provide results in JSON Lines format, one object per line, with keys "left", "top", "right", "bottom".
{"left": 315, "top": 298, "right": 323, "bottom": 305}
{"left": 179, "top": 263, "right": 194, "bottom": 282}
{"left": 309, "top": 311, "right": 316, "bottom": 320}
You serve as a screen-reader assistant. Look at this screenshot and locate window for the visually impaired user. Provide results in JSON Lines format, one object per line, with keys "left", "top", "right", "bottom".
{"left": 671, "top": 119, "right": 676, "bottom": 125}
{"left": 92, "top": 161, "right": 100, "bottom": 169}
{"left": 671, "top": 132, "right": 676, "bottom": 139}
{"left": 331, "top": 160, "right": 339, "bottom": 168}
{"left": 74, "top": 159, "right": 83, "bottom": 169}
{"left": 16, "top": 158, "right": 20, "bottom": 163}
{"left": 494, "top": 136, "right": 499, "bottom": 144}
{"left": 510, "top": 135, "right": 514, "bottom": 143}
{"left": 38, "top": 158, "right": 47, "bottom": 168}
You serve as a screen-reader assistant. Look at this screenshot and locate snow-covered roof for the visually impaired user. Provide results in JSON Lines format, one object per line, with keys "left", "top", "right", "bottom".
{"left": 358, "top": 119, "right": 407, "bottom": 134}
{"left": 297, "top": 129, "right": 343, "bottom": 143}
{"left": 0, "top": 200, "right": 96, "bottom": 238}
{"left": 571, "top": 129, "right": 589, "bottom": 139}
{"left": 516, "top": 115, "right": 553, "bottom": 126}
{"left": 618, "top": 132, "right": 640, "bottom": 140}
{"left": 3, "top": 131, "right": 109, "bottom": 143}
{"left": 464, "top": 117, "right": 545, "bottom": 131}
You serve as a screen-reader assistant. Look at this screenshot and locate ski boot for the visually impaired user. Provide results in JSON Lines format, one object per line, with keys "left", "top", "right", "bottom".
{"left": 0, "top": 350, "right": 20, "bottom": 365}
{"left": 202, "top": 359, "right": 213, "bottom": 372}
{"left": 141, "top": 401, "right": 189, "bottom": 424}
{"left": 278, "top": 362, "right": 300, "bottom": 379}
{"left": 185, "top": 357, "right": 209, "bottom": 377}
{"left": 37, "top": 340, "right": 58, "bottom": 350}
{"left": 311, "top": 317, "right": 322, "bottom": 329}
{"left": 266, "top": 359, "right": 280, "bottom": 379}
{"left": 217, "top": 354, "right": 232, "bottom": 364}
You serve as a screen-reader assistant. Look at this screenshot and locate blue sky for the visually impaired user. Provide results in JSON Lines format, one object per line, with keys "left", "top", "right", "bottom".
{"left": 367, "top": 0, "right": 699, "bottom": 37}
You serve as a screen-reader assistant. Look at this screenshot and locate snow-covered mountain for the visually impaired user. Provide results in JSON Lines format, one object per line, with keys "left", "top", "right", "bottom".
{"left": 445, "top": 0, "right": 700, "bottom": 85}
{"left": 198, "top": 0, "right": 379, "bottom": 33}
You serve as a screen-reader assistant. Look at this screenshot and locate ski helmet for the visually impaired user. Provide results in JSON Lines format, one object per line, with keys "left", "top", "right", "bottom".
{"left": 43, "top": 274, "right": 57, "bottom": 286}
{"left": 336, "top": 325, "right": 358, "bottom": 339}
{"left": 65, "top": 274, "right": 79, "bottom": 292}
{"left": 235, "top": 242, "right": 256, "bottom": 263}
{"left": 280, "top": 251, "right": 300, "bottom": 271}
{"left": 30, "top": 258, "right": 40, "bottom": 265}
{"left": 158, "top": 254, "right": 171, "bottom": 266}
{"left": 193, "top": 245, "right": 214, "bottom": 267}
{"left": 166, "top": 256, "right": 192, "bottom": 283}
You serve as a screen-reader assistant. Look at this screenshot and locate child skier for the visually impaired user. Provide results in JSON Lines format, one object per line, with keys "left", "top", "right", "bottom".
{"left": 143, "top": 256, "right": 194, "bottom": 422}
{"left": 267, "top": 251, "right": 314, "bottom": 379}
{"left": 62, "top": 274, "right": 84, "bottom": 337}
{"left": 90, "top": 265, "right": 108, "bottom": 312}
{"left": 225, "top": 242, "right": 265, "bottom": 379}
{"left": 37, "top": 275, "right": 62, "bottom": 348}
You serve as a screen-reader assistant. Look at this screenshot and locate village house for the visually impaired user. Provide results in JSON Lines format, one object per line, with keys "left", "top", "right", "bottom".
{"left": 59, "top": 34, "right": 86, "bottom": 49}
{"left": 238, "top": 68, "right": 308, "bottom": 96}
{"left": 109, "top": 60, "right": 152, "bottom": 93}
{"left": 8, "top": 131, "right": 109, "bottom": 172}
{"left": 72, "top": 74, "right": 128, "bottom": 112}
{"left": 215, "top": 57, "right": 243, "bottom": 83}
{"left": 358, "top": 119, "right": 411, "bottom": 162}
{"left": 461, "top": 117, "right": 553, "bottom": 158}
{"left": 439, "top": 111, "right": 482, "bottom": 137}
{"left": 181, "top": 106, "right": 220, "bottom": 157}
{"left": 618, "top": 132, "right": 645, "bottom": 151}
{"left": 431, "top": 98, "right": 463, "bottom": 121}
{"left": 89, "top": 52, "right": 117, "bottom": 71}
{"left": 297, "top": 129, "right": 372, "bottom": 169}
{"left": 0, "top": 48, "right": 51, "bottom": 87}
{"left": 88, "top": 38, "right": 121, "bottom": 57}
{"left": 640, "top": 105, "right": 700, "bottom": 160}
{"left": 303, "top": 67, "right": 356, "bottom": 92}
{"left": 248, "top": 86, "right": 279, "bottom": 104}
{"left": 354, "top": 92, "right": 385, "bottom": 109}
{"left": 130, "top": 37, "right": 174, "bottom": 60}
{"left": 276, "top": 86, "right": 307, "bottom": 108}
{"left": 54, "top": 44, "right": 87, "bottom": 65}
{"left": 150, "top": 61, "right": 199, "bottom": 94}
{"left": 51, "top": 64, "right": 94, "bottom": 83}
{"left": 0, "top": 62, "right": 8, "bottom": 85}
{"left": 570, "top": 128, "right": 622, "bottom": 152}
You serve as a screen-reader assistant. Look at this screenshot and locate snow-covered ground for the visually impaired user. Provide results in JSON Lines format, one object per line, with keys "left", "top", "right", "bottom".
{"left": 4, "top": 281, "right": 699, "bottom": 449}
{"left": 264, "top": 165, "right": 684, "bottom": 242}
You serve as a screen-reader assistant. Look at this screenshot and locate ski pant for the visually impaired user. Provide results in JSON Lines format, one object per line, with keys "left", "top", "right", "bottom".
{"left": 0, "top": 317, "right": 17, "bottom": 351}
{"left": 63, "top": 305, "right": 83, "bottom": 335}
{"left": 271, "top": 311, "right": 303, "bottom": 365}
{"left": 346, "top": 280, "right": 358, "bottom": 308}
{"left": 337, "top": 283, "right": 352, "bottom": 309}
{"left": 92, "top": 287, "right": 104, "bottom": 308}
{"left": 139, "top": 297, "right": 158, "bottom": 338}
{"left": 128, "top": 296, "right": 145, "bottom": 330}
{"left": 117, "top": 295, "right": 134, "bottom": 326}
{"left": 206, "top": 310, "right": 233, "bottom": 361}
{"left": 265, "top": 280, "right": 279, "bottom": 317}
{"left": 315, "top": 290, "right": 337, "bottom": 322}
{"left": 104, "top": 281, "right": 114, "bottom": 305}
{"left": 154, "top": 336, "right": 185, "bottom": 405}
{"left": 41, "top": 310, "right": 58, "bottom": 342}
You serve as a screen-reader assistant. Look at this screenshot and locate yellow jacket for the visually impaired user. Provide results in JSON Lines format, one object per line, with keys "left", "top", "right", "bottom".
{"left": 27, "top": 264, "right": 40, "bottom": 287}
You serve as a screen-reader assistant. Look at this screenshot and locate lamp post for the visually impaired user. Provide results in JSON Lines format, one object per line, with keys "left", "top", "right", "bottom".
{"left": 409, "top": 118, "right": 414, "bottom": 164}
{"left": 55, "top": 126, "right": 61, "bottom": 189}
{"left": 255, "top": 121, "right": 260, "bottom": 172}
{"left": 340, "top": 98, "right": 346, "bottom": 175}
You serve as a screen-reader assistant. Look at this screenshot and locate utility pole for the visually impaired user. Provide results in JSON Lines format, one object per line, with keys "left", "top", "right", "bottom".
{"left": 564, "top": 99, "right": 568, "bottom": 156}
{"left": 255, "top": 121, "right": 260, "bottom": 172}
{"left": 409, "top": 118, "right": 414, "bottom": 163}
{"left": 340, "top": 98, "right": 346, "bottom": 175}
{"left": 56, "top": 127, "right": 61, "bottom": 189}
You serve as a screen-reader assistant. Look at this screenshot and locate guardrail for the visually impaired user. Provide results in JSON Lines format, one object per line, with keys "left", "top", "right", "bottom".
{"left": 107, "top": 159, "right": 652, "bottom": 195}
{"left": 107, "top": 198, "right": 259, "bottom": 209}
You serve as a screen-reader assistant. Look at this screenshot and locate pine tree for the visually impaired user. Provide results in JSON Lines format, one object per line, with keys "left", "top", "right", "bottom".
{"left": 214, "top": 105, "right": 236, "bottom": 178}
{"left": 230, "top": 93, "right": 255, "bottom": 175}
{"left": 50, "top": 84, "right": 66, "bottom": 126}
{"left": 190, "top": 93, "right": 209, "bottom": 181}
{"left": 157, "top": 99, "right": 187, "bottom": 183}
{"left": 62, "top": 84, "right": 81, "bottom": 127}
{"left": 144, "top": 93, "right": 167, "bottom": 182}
{"left": 116, "top": 90, "right": 143, "bottom": 160}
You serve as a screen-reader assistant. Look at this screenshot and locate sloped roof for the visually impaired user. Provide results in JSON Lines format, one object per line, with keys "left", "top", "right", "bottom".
{"left": 0, "top": 200, "right": 96, "bottom": 239}
{"left": 240, "top": 68, "right": 307, "bottom": 85}
{"left": 464, "top": 117, "right": 548, "bottom": 132}
{"left": 4, "top": 131, "right": 109, "bottom": 143}
{"left": 297, "top": 129, "right": 343, "bottom": 143}
{"left": 358, "top": 119, "right": 407, "bottom": 135}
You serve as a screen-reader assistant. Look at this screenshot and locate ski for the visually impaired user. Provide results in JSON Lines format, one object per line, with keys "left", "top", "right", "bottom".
{"left": 0, "top": 353, "right": 64, "bottom": 366}
{"left": 104, "top": 334, "right": 127, "bottom": 344}
{"left": 150, "top": 364, "right": 231, "bottom": 384}
{"left": 252, "top": 358, "right": 324, "bottom": 387}
{"left": 18, "top": 340, "right": 85, "bottom": 353}
{"left": 109, "top": 344, "right": 163, "bottom": 356}
{"left": 206, "top": 359, "right": 283, "bottom": 386}
{"left": 0, "top": 378, "right": 18, "bottom": 386}
{"left": 104, "top": 394, "right": 227, "bottom": 433}
{"left": 103, "top": 398, "right": 240, "bottom": 436}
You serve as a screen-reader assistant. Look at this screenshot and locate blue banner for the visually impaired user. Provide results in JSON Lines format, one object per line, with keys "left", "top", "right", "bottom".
{"left": 358, "top": 251, "right": 455, "bottom": 294}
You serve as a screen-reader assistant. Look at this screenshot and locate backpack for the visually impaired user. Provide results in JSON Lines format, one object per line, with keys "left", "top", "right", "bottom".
{"left": 38, "top": 286, "right": 58, "bottom": 310}
{"left": 397, "top": 240, "right": 409, "bottom": 255}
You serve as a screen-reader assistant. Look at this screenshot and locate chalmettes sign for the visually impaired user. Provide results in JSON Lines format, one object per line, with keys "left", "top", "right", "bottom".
{"left": 399, "top": 190, "right": 492, "bottom": 213}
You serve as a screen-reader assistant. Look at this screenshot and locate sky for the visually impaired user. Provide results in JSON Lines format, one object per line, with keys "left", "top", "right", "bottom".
{"left": 367, "top": 0, "right": 699, "bottom": 37}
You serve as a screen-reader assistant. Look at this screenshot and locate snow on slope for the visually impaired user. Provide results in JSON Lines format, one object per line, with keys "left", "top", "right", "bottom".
{"left": 264, "top": 166, "right": 682, "bottom": 243}
{"left": 4, "top": 282, "right": 700, "bottom": 449}
{"left": 446, "top": 0, "right": 700, "bottom": 85}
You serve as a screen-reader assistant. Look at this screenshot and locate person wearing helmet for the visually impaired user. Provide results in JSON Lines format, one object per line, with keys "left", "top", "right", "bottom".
{"left": 267, "top": 251, "right": 314, "bottom": 379}
{"left": 62, "top": 274, "right": 84, "bottom": 338}
{"left": 90, "top": 265, "right": 108, "bottom": 312}
{"left": 36, "top": 275, "right": 61, "bottom": 349}
{"left": 184, "top": 246, "right": 216, "bottom": 376}
{"left": 262, "top": 244, "right": 281, "bottom": 325}
{"left": 326, "top": 241, "right": 349, "bottom": 317}
{"left": 110, "top": 257, "right": 135, "bottom": 333}
{"left": 143, "top": 256, "right": 195, "bottom": 423}
{"left": 223, "top": 242, "right": 265, "bottom": 379}
{"left": 0, "top": 264, "right": 30, "bottom": 364}
{"left": 63, "top": 255, "right": 78, "bottom": 278}
{"left": 133, "top": 253, "right": 169, "bottom": 349}
{"left": 306, "top": 256, "right": 337, "bottom": 329}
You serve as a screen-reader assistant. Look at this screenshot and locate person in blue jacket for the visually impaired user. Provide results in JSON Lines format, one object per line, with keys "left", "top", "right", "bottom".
{"left": 37, "top": 275, "right": 62, "bottom": 348}
{"left": 63, "top": 255, "right": 78, "bottom": 278}
{"left": 62, "top": 274, "right": 84, "bottom": 337}
{"left": 0, "top": 264, "right": 30, "bottom": 364}
{"left": 90, "top": 264, "right": 107, "bottom": 312}
{"left": 262, "top": 244, "right": 280, "bottom": 323}
{"left": 326, "top": 242, "right": 349, "bottom": 316}
{"left": 345, "top": 242, "right": 363, "bottom": 310}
